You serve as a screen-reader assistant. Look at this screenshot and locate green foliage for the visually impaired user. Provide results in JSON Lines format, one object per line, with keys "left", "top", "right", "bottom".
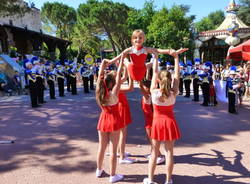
{"left": 72, "top": 23, "right": 102, "bottom": 59}
{"left": 0, "top": 0, "right": 30, "bottom": 16}
{"left": 238, "top": 0, "right": 250, "bottom": 26}
{"left": 40, "top": 0, "right": 196, "bottom": 60}
{"left": 195, "top": 10, "right": 225, "bottom": 32}
{"left": 147, "top": 5, "right": 193, "bottom": 50}
{"left": 146, "top": 5, "right": 194, "bottom": 61}
{"left": 41, "top": 2, "right": 76, "bottom": 39}
{"left": 77, "top": 0, "right": 131, "bottom": 53}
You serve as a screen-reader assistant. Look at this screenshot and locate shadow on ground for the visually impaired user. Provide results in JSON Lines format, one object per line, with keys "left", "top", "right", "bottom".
{"left": 0, "top": 88, "right": 249, "bottom": 179}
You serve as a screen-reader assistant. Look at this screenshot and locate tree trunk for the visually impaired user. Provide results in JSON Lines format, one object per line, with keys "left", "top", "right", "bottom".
{"left": 101, "top": 23, "right": 117, "bottom": 55}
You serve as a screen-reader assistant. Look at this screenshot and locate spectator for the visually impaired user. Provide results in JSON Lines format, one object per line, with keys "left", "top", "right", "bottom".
{"left": 244, "top": 61, "right": 250, "bottom": 98}
{"left": 0, "top": 73, "right": 12, "bottom": 96}
{"left": 12, "top": 70, "right": 22, "bottom": 95}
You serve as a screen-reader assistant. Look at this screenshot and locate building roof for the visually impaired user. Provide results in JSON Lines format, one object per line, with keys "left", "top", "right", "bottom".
{"left": 216, "top": 14, "right": 249, "bottom": 31}
{"left": 198, "top": 0, "right": 250, "bottom": 39}
{"left": 1, "top": 24, "right": 71, "bottom": 44}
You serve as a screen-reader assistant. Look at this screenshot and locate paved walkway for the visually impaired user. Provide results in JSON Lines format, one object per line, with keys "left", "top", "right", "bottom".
{"left": 0, "top": 86, "right": 250, "bottom": 184}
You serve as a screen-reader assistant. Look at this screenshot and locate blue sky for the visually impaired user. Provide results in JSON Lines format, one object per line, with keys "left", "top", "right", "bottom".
{"left": 25, "top": 0, "right": 234, "bottom": 22}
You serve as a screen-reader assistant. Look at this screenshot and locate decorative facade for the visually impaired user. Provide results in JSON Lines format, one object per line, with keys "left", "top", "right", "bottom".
{"left": 195, "top": 0, "right": 250, "bottom": 63}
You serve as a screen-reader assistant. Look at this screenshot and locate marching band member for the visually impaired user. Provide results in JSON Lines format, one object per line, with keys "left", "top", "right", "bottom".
{"left": 46, "top": 62, "right": 56, "bottom": 99}
{"left": 68, "top": 61, "right": 78, "bottom": 95}
{"left": 80, "top": 64, "right": 90, "bottom": 93}
{"left": 191, "top": 58, "right": 202, "bottom": 101}
{"left": 64, "top": 60, "right": 71, "bottom": 92}
{"left": 25, "top": 61, "right": 39, "bottom": 108}
{"left": 179, "top": 62, "right": 185, "bottom": 96}
{"left": 226, "top": 66, "right": 241, "bottom": 114}
{"left": 32, "top": 56, "right": 46, "bottom": 104}
{"left": 183, "top": 60, "right": 192, "bottom": 98}
{"left": 56, "top": 62, "right": 65, "bottom": 97}
{"left": 199, "top": 62, "right": 212, "bottom": 106}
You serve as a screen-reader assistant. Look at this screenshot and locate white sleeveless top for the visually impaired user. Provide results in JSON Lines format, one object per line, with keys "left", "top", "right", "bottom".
{"left": 103, "top": 91, "right": 118, "bottom": 106}
{"left": 151, "top": 89, "right": 176, "bottom": 106}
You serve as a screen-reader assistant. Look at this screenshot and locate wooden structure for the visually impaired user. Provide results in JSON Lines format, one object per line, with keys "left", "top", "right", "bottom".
{"left": 0, "top": 24, "right": 71, "bottom": 60}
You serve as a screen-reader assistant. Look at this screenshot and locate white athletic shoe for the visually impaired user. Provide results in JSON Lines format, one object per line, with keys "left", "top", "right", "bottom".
{"left": 96, "top": 169, "right": 104, "bottom": 178}
{"left": 117, "top": 152, "right": 131, "bottom": 157}
{"left": 143, "top": 178, "right": 155, "bottom": 184}
{"left": 106, "top": 152, "right": 131, "bottom": 157}
{"left": 144, "top": 154, "right": 151, "bottom": 159}
{"left": 119, "top": 157, "right": 135, "bottom": 164}
{"left": 156, "top": 156, "right": 165, "bottom": 165}
{"left": 109, "top": 174, "right": 124, "bottom": 183}
{"left": 164, "top": 179, "right": 173, "bottom": 184}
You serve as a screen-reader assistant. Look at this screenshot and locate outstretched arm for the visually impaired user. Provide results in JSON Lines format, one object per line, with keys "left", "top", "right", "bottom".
{"left": 107, "top": 48, "right": 131, "bottom": 65}
{"left": 146, "top": 47, "right": 189, "bottom": 57}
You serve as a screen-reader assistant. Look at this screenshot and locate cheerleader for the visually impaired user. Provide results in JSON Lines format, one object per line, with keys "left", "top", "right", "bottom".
{"left": 117, "top": 66, "right": 135, "bottom": 164}
{"left": 139, "top": 80, "right": 165, "bottom": 165}
{"left": 143, "top": 53, "right": 181, "bottom": 184}
{"left": 106, "top": 29, "right": 188, "bottom": 82}
{"left": 95, "top": 58, "right": 124, "bottom": 183}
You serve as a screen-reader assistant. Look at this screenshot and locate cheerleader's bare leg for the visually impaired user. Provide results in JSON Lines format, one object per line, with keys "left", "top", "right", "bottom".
{"left": 97, "top": 131, "right": 109, "bottom": 170}
{"left": 109, "top": 130, "right": 120, "bottom": 176}
{"left": 148, "top": 139, "right": 160, "bottom": 180}
{"left": 164, "top": 140, "right": 175, "bottom": 183}
{"left": 118, "top": 126, "right": 127, "bottom": 160}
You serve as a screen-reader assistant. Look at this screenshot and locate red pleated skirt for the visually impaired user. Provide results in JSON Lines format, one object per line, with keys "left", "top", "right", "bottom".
{"left": 128, "top": 63, "right": 146, "bottom": 81}
{"left": 118, "top": 93, "right": 132, "bottom": 128}
{"left": 141, "top": 99, "right": 153, "bottom": 129}
{"left": 97, "top": 103, "right": 123, "bottom": 132}
{"left": 151, "top": 104, "right": 181, "bottom": 141}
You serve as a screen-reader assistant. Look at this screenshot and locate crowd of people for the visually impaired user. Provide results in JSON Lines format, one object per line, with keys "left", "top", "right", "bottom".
{"left": 22, "top": 56, "right": 100, "bottom": 108}
{"left": 175, "top": 59, "right": 250, "bottom": 114}
{"left": 0, "top": 28, "right": 249, "bottom": 184}
{"left": 0, "top": 56, "right": 99, "bottom": 107}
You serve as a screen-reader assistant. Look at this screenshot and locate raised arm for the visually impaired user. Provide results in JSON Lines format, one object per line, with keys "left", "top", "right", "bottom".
{"left": 96, "top": 59, "right": 109, "bottom": 107}
{"left": 120, "top": 73, "right": 134, "bottom": 93}
{"left": 139, "top": 81, "right": 150, "bottom": 98}
{"left": 120, "top": 65, "right": 128, "bottom": 84}
{"left": 150, "top": 54, "right": 159, "bottom": 93}
{"left": 172, "top": 54, "right": 180, "bottom": 95}
{"left": 112, "top": 55, "right": 124, "bottom": 96}
{"left": 97, "top": 59, "right": 109, "bottom": 82}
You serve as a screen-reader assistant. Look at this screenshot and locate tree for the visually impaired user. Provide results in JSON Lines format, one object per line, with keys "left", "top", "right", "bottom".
{"left": 72, "top": 23, "right": 102, "bottom": 59}
{"left": 238, "top": 0, "right": 250, "bottom": 26}
{"left": 41, "top": 2, "right": 76, "bottom": 40}
{"left": 147, "top": 6, "right": 193, "bottom": 48}
{"left": 147, "top": 5, "right": 194, "bottom": 61}
{"left": 127, "top": 0, "right": 156, "bottom": 38}
{"left": 0, "top": 0, "right": 30, "bottom": 17}
{"left": 195, "top": 10, "right": 225, "bottom": 32}
{"left": 77, "top": 0, "right": 131, "bottom": 54}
